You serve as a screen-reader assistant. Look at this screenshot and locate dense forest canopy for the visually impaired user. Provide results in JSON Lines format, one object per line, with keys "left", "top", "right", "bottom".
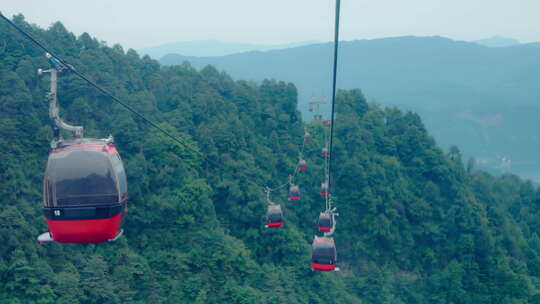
{"left": 160, "top": 37, "right": 540, "bottom": 181}
{"left": 2, "top": 15, "right": 540, "bottom": 303}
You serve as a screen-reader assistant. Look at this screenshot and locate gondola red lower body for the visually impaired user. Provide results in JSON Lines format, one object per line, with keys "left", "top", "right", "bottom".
{"left": 320, "top": 153, "right": 328, "bottom": 157}
{"left": 318, "top": 226, "right": 332, "bottom": 232}
{"left": 46, "top": 213, "right": 123, "bottom": 243}
{"left": 299, "top": 167, "right": 307, "bottom": 171}
{"left": 304, "top": 137, "right": 311, "bottom": 141}
{"left": 320, "top": 192, "right": 328, "bottom": 196}
{"left": 288, "top": 196, "right": 301, "bottom": 201}
{"left": 266, "top": 221, "right": 284, "bottom": 228}
{"left": 311, "top": 262, "right": 336, "bottom": 271}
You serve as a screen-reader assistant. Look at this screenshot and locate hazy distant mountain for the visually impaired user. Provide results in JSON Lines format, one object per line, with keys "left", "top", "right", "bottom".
{"left": 138, "top": 39, "right": 320, "bottom": 58}
{"left": 161, "top": 36, "right": 540, "bottom": 180}
{"left": 474, "top": 35, "right": 521, "bottom": 47}
{"left": 161, "top": 36, "right": 540, "bottom": 110}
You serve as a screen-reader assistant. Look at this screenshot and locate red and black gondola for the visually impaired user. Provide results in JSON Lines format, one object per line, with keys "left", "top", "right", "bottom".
{"left": 288, "top": 185, "right": 301, "bottom": 201}
{"left": 320, "top": 147, "right": 329, "bottom": 157}
{"left": 298, "top": 159, "right": 307, "bottom": 171}
{"left": 265, "top": 204, "right": 284, "bottom": 228}
{"left": 317, "top": 212, "right": 333, "bottom": 232}
{"left": 320, "top": 182, "right": 328, "bottom": 197}
{"left": 311, "top": 236, "right": 337, "bottom": 271}
{"left": 303, "top": 132, "right": 312, "bottom": 141}
{"left": 40, "top": 138, "right": 127, "bottom": 243}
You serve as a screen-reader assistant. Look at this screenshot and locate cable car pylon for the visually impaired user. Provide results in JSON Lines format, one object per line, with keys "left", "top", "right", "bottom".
{"left": 309, "top": 96, "right": 327, "bottom": 121}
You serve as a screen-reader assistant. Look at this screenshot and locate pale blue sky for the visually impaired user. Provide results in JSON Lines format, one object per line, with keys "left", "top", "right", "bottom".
{"left": 3, "top": 0, "right": 539, "bottom": 49}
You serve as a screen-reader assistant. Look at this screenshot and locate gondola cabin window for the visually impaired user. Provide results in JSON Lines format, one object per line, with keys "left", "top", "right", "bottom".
{"left": 111, "top": 152, "right": 127, "bottom": 200}
{"left": 47, "top": 149, "right": 118, "bottom": 206}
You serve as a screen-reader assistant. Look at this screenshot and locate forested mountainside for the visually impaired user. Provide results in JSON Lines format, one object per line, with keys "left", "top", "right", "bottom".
{"left": 3, "top": 15, "right": 540, "bottom": 304}
{"left": 160, "top": 37, "right": 540, "bottom": 181}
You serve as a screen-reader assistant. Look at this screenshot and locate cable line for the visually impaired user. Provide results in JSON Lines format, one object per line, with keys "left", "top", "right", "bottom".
{"left": 0, "top": 12, "right": 200, "bottom": 158}
{"left": 264, "top": 133, "right": 307, "bottom": 201}
{"left": 327, "top": 0, "right": 341, "bottom": 204}
{"left": 311, "top": 0, "right": 341, "bottom": 272}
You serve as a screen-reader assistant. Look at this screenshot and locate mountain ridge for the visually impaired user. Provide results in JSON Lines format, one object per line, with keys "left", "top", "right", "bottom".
{"left": 474, "top": 35, "right": 521, "bottom": 48}
{"left": 138, "top": 39, "right": 321, "bottom": 58}
{"left": 159, "top": 35, "right": 540, "bottom": 180}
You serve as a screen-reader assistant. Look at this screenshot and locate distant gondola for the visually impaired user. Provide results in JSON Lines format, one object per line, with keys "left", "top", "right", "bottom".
{"left": 288, "top": 185, "right": 301, "bottom": 201}
{"left": 265, "top": 204, "right": 284, "bottom": 228}
{"left": 317, "top": 212, "right": 333, "bottom": 232}
{"left": 39, "top": 138, "right": 127, "bottom": 243}
{"left": 311, "top": 236, "right": 337, "bottom": 271}
{"left": 299, "top": 159, "right": 307, "bottom": 171}
{"left": 320, "top": 182, "right": 328, "bottom": 197}
{"left": 320, "top": 147, "right": 329, "bottom": 157}
{"left": 304, "top": 132, "right": 312, "bottom": 141}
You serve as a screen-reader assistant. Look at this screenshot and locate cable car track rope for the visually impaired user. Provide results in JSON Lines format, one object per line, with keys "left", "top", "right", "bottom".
{"left": 327, "top": 0, "right": 341, "bottom": 201}
{"left": 263, "top": 135, "right": 307, "bottom": 199}
{"left": 0, "top": 12, "right": 199, "bottom": 157}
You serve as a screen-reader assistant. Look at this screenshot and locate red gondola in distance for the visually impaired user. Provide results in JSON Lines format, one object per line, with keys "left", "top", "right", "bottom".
{"left": 265, "top": 204, "right": 284, "bottom": 228}
{"left": 322, "top": 120, "right": 331, "bottom": 127}
{"left": 288, "top": 185, "right": 300, "bottom": 201}
{"left": 317, "top": 212, "right": 333, "bottom": 232}
{"left": 298, "top": 159, "right": 307, "bottom": 171}
{"left": 40, "top": 138, "right": 127, "bottom": 243}
{"left": 304, "top": 131, "right": 312, "bottom": 141}
{"left": 311, "top": 236, "right": 337, "bottom": 271}
{"left": 320, "top": 147, "right": 329, "bottom": 157}
{"left": 320, "top": 182, "right": 328, "bottom": 197}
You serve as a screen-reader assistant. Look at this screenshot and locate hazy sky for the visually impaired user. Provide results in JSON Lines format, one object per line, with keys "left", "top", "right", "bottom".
{"left": 3, "top": 0, "right": 540, "bottom": 49}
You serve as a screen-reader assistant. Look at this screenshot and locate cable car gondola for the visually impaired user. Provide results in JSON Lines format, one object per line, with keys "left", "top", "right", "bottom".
{"left": 322, "top": 120, "right": 331, "bottom": 127}
{"left": 317, "top": 212, "right": 333, "bottom": 232}
{"left": 304, "top": 132, "right": 312, "bottom": 141}
{"left": 320, "top": 147, "right": 329, "bottom": 157}
{"left": 36, "top": 54, "right": 128, "bottom": 244}
{"left": 311, "top": 236, "right": 338, "bottom": 271}
{"left": 288, "top": 185, "right": 301, "bottom": 201}
{"left": 299, "top": 159, "right": 307, "bottom": 171}
{"left": 39, "top": 137, "right": 127, "bottom": 243}
{"left": 320, "top": 182, "right": 328, "bottom": 197}
{"left": 265, "top": 204, "right": 284, "bottom": 228}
